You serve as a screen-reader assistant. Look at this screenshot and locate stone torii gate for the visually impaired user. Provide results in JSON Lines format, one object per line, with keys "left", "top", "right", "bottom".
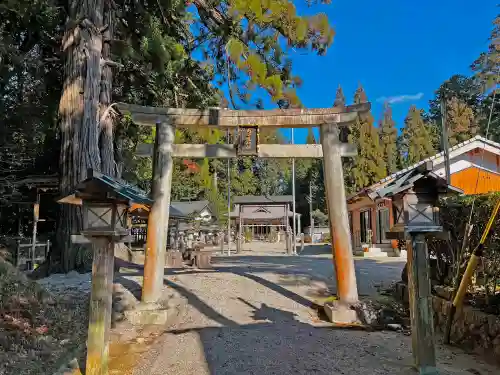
{"left": 117, "top": 101, "right": 370, "bottom": 321}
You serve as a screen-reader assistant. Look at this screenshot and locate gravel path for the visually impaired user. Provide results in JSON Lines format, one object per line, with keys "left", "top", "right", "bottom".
{"left": 132, "top": 246, "right": 498, "bottom": 375}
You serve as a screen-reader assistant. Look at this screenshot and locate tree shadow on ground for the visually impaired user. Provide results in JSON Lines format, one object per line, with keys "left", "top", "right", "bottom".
{"left": 117, "top": 252, "right": 406, "bottom": 306}
{"left": 115, "top": 274, "right": 143, "bottom": 300}
{"left": 208, "top": 255, "right": 405, "bottom": 297}
{"left": 162, "top": 298, "right": 415, "bottom": 375}
{"left": 114, "top": 265, "right": 328, "bottom": 327}
{"left": 113, "top": 255, "right": 492, "bottom": 375}
{"left": 298, "top": 243, "right": 333, "bottom": 256}
{"left": 163, "top": 278, "right": 239, "bottom": 327}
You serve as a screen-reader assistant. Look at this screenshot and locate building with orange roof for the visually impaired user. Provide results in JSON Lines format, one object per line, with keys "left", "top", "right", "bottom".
{"left": 346, "top": 135, "right": 500, "bottom": 256}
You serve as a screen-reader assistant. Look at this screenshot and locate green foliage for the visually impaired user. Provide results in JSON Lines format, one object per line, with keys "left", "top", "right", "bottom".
{"left": 114, "top": 1, "right": 219, "bottom": 109}
{"left": 312, "top": 209, "right": 328, "bottom": 226}
{"left": 429, "top": 193, "right": 500, "bottom": 304}
{"left": 471, "top": 14, "right": 500, "bottom": 92}
{"left": 478, "top": 93, "right": 500, "bottom": 142}
{"left": 0, "top": 0, "right": 62, "bottom": 190}
{"left": 333, "top": 85, "right": 345, "bottom": 107}
{"left": 425, "top": 75, "right": 482, "bottom": 150}
{"left": 14, "top": 0, "right": 500, "bottom": 277}
{"left": 282, "top": 121, "right": 325, "bottom": 230}
{"left": 345, "top": 84, "right": 386, "bottom": 192}
{"left": 379, "top": 103, "right": 398, "bottom": 175}
{"left": 446, "top": 96, "right": 478, "bottom": 146}
{"left": 0, "top": 0, "right": 337, "bottom": 270}
{"left": 193, "top": 129, "right": 229, "bottom": 224}
{"left": 196, "top": 0, "right": 335, "bottom": 107}
{"left": 425, "top": 13, "right": 500, "bottom": 152}
{"left": 306, "top": 128, "right": 317, "bottom": 144}
{"left": 400, "top": 105, "right": 435, "bottom": 166}
{"left": 288, "top": 127, "right": 317, "bottom": 189}
{"left": 244, "top": 227, "right": 252, "bottom": 242}
{"left": 426, "top": 75, "right": 482, "bottom": 124}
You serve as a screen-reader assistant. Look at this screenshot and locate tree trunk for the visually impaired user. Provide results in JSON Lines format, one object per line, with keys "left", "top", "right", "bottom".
{"left": 99, "top": 0, "right": 116, "bottom": 177}
{"left": 80, "top": 18, "right": 103, "bottom": 174}
{"left": 56, "top": 0, "right": 109, "bottom": 272}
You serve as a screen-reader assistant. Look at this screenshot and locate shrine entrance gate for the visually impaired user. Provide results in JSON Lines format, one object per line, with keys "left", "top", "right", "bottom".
{"left": 117, "top": 101, "right": 370, "bottom": 307}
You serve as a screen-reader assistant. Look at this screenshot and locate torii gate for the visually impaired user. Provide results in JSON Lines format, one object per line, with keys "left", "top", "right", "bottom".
{"left": 117, "top": 101, "right": 371, "bottom": 320}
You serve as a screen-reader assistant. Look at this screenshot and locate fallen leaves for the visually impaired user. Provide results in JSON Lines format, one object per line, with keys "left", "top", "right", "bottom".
{"left": 0, "top": 257, "right": 89, "bottom": 375}
{"left": 35, "top": 325, "right": 48, "bottom": 335}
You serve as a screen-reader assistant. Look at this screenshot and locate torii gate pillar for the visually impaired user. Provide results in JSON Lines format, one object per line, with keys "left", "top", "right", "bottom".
{"left": 320, "top": 123, "right": 359, "bottom": 305}
{"left": 142, "top": 120, "right": 175, "bottom": 303}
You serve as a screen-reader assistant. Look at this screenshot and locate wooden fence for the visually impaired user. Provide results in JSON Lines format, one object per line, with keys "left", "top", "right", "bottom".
{"left": 14, "top": 239, "right": 51, "bottom": 270}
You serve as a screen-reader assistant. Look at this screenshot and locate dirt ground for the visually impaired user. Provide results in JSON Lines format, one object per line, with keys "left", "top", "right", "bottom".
{"left": 10, "top": 243, "right": 496, "bottom": 375}
{"left": 127, "top": 244, "right": 498, "bottom": 375}
{"left": 0, "top": 259, "right": 88, "bottom": 375}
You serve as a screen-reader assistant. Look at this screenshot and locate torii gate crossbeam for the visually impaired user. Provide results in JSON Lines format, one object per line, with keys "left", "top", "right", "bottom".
{"left": 117, "top": 102, "right": 370, "bottom": 322}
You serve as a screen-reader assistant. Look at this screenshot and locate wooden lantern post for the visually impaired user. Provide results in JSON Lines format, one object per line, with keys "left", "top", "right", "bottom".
{"left": 58, "top": 169, "right": 152, "bottom": 375}
{"left": 372, "top": 162, "right": 462, "bottom": 375}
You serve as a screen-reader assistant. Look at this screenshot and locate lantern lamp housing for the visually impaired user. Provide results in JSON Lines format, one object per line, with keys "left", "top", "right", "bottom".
{"left": 57, "top": 169, "right": 153, "bottom": 240}
{"left": 391, "top": 178, "right": 442, "bottom": 233}
{"left": 82, "top": 200, "right": 129, "bottom": 237}
{"left": 368, "top": 161, "right": 463, "bottom": 239}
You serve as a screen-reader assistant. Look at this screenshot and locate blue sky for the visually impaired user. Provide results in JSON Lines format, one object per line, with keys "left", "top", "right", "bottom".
{"left": 284, "top": 0, "right": 497, "bottom": 143}
{"left": 192, "top": 1, "right": 496, "bottom": 143}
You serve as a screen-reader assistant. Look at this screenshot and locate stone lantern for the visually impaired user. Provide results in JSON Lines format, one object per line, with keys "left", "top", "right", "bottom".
{"left": 370, "top": 161, "right": 461, "bottom": 239}
{"left": 57, "top": 169, "right": 152, "bottom": 374}
{"left": 368, "top": 161, "right": 462, "bottom": 375}
{"left": 58, "top": 169, "right": 152, "bottom": 241}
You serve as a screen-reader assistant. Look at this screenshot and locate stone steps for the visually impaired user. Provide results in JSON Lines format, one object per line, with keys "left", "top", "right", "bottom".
{"left": 355, "top": 244, "right": 407, "bottom": 258}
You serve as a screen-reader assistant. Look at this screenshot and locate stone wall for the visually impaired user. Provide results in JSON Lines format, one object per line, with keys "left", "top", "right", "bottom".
{"left": 394, "top": 282, "right": 500, "bottom": 364}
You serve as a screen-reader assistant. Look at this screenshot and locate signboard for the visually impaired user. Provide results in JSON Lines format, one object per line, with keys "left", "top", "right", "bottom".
{"left": 33, "top": 203, "right": 40, "bottom": 221}
{"left": 237, "top": 126, "right": 259, "bottom": 156}
{"left": 131, "top": 217, "right": 147, "bottom": 226}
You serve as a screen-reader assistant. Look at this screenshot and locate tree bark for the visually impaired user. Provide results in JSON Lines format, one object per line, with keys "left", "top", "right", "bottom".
{"left": 56, "top": 0, "right": 110, "bottom": 272}
{"left": 57, "top": 3, "right": 86, "bottom": 272}
{"left": 99, "top": 0, "right": 116, "bottom": 177}
{"left": 80, "top": 17, "right": 103, "bottom": 174}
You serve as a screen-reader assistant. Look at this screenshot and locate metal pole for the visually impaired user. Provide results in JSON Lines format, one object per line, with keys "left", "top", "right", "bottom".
{"left": 320, "top": 123, "right": 359, "bottom": 304}
{"left": 142, "top": 120, "right": 175, "bottom": 303}
{"left": 291, "top": 128, "right": 297, "bottom": 254}
{"left": 441, "top": 97, "right": 451, "bottom": 185}
{"left": 227, "top": 128, "right": 231, "bottom": 256}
